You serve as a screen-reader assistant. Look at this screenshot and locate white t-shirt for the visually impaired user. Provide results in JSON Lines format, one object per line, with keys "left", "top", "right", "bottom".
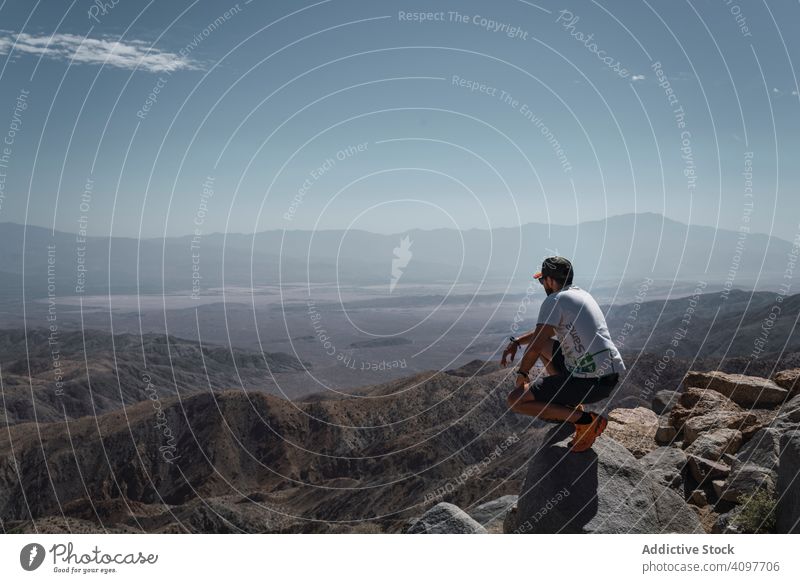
{"left": 537, "top": 285, "right": 625, "bottom": 377}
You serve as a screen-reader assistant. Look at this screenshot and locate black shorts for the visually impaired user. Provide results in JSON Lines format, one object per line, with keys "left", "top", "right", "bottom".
{"left": 529, "top": 340, "right": 619, "bottom": 406}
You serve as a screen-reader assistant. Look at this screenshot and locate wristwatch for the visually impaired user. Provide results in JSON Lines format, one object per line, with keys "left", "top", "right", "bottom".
{"left": 509, "top": 336, "right": 520, "bottom": 346}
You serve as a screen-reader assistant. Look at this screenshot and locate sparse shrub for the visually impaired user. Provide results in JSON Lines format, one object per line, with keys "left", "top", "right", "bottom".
{"left": 733, "top": 487, "right": 777, "bottom": 533}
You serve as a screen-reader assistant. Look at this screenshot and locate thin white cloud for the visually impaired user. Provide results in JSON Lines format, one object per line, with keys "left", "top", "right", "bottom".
{"left": 0, "top": 30, "right": 198, "bottom": 73}
{"left": 631, "top": 74, "right": 645, "bottom": 81}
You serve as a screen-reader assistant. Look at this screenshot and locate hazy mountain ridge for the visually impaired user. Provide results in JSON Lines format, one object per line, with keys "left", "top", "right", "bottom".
{"left": 1, "top": 213, "right": 795, "bottom": 298}
{"left": 605, "top": 289, "right": 800, "bottom": 359}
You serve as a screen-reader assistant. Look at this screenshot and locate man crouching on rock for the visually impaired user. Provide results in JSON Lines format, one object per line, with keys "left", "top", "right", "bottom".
{"left": 501, "top": 256, "right": 625, "bottom": 452}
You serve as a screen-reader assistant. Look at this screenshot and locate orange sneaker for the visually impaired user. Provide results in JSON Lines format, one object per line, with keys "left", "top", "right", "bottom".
{"left": 570, "top": 412, "right": 607, "bottom": 453}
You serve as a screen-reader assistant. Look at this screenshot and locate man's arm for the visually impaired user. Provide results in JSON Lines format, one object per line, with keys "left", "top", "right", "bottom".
{"left": 514, "top": 324, "right": 557, "bottom": 387}
{"left": 500, "top": 328, "right": 539, "bottom": 366}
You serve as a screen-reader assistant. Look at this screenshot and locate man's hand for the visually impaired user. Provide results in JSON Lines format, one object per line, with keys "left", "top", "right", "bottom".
{"left": 501, "top": 340, "right": 519, "bottom": 366}
{"left": 514, "top": 372, "right": 528, "bottom": 389}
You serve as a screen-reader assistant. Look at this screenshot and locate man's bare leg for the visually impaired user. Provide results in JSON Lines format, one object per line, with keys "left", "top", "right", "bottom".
{"left": 507, "top": 386, "right": 583, "bottom": 423}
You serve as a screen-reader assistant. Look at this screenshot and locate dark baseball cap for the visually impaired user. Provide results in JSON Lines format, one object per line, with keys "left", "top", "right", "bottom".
{"left": 533, "top": 256, "right": 573, "bottom": 281}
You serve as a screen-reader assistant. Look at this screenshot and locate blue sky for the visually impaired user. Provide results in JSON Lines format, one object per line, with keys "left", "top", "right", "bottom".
{"left": 0, "top": 0, "right": 798, "bottom": 239}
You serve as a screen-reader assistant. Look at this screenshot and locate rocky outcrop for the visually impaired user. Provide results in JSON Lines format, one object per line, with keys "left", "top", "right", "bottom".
{"left": 683, "top": 371, "right": 788, "bottom": 408}
{"left": 777, "top": 432, "right": 800, "bottom": 533}
{"left": 716, "top": 426, "right": 782, "bottom": 503}
{"left": 652, "top": 390, "right": 680, "bottom": 415}
{"left": 406, "top": 502, "right": 487, "bottom": 534}
{"left": 467, "top": 495, "right": 517, "bottom": 533}
{"left": 639, "top": 447, "right": 687, "bottom": 491}
{"left": 687, "top": 455, "right": 730, "bottom": 483}
{"left": 683, "top": 411, "right": 757, "bottom": 445}
{"left": 605, "top": 407, "right": 659, "bottom": 458}
{"left": 655, "top": 421, "right": 678, "bottom": 445}
{"left": 499, "top": 367, "right": 799, "bottom": 535}
{"left": 772, "top": 395, "right": 800, "bottom": 429}
{"left": 736, "top": 427, "right": 782, "bottom": 468}
{"left": 773, "top": 369, "right": 800, "bottom": 398}
{"left": 685, "top": 428, "right": 742, "bottom": 461}
{"left": 612, "top": 369, "right": 800, "bottom": 533}
{"left": 720, "top": 464, "right": 775, "bottom": 503}
{"left": 504, "top": 424, "right": 702, "bottom": 534}
{"left": 669, "top": 388, "right": 742, "bottom": 434}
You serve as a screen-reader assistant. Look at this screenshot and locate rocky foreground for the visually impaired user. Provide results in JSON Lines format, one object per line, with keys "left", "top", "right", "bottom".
{"left": 406, "top": 369, "right": 800, "bottom": 534}
{"left": 3, "top": 361, "right": 798, "bottom": 534}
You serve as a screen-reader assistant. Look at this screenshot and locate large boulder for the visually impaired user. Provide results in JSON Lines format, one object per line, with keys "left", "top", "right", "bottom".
{"left": 655, "top": 421, "right": 678, "bottom": 445}
{"left": 777, "top": 432, "right": 800, "bottom": 533}
{"left": 669, "top": 388, "right": 741, "bottom": 433}
{"left": 652, "top": 390, "right": 680, "bottom": 415}
{"left": 505, "top": 424, "right": 702, "bottom": 533}
{"left": 639, "top": 446, "right": 687, "bottom": 491}
{"left": 467, "top": 495, "right": 517, "bottom": 533}
{"left": 683, "top": 411, "right": 757, "bottom": 445}
{"left": 687, "top": 455, "right": 730, "bottom": 483}
{"left": 772, "top": 395, "right": 800, "bottom": 430}
{"left": 685, "top": 428, "right": 742, "bottom": 461}
{"left": 720, "top": 463, "right": 775, "bottom": 503}
{"left": 406, "top": 502, "right": 487, "bottom": 534}
{"left": 736, "top": 427, "right": 781, "bottom": 469}
{"left": 683, "top": 371, "right": 788, "bottom": 408}
{"left": 605, "top": 407, "right": 659, "bottom": 458}
{"left": 717, "top": 426, "right": 782, "bottom": 503}
{"left": 741, "top": 410, "right": 780, "bottom": 440}
{"left": 773, "top": 369, "right": 800, "bottom": 398}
